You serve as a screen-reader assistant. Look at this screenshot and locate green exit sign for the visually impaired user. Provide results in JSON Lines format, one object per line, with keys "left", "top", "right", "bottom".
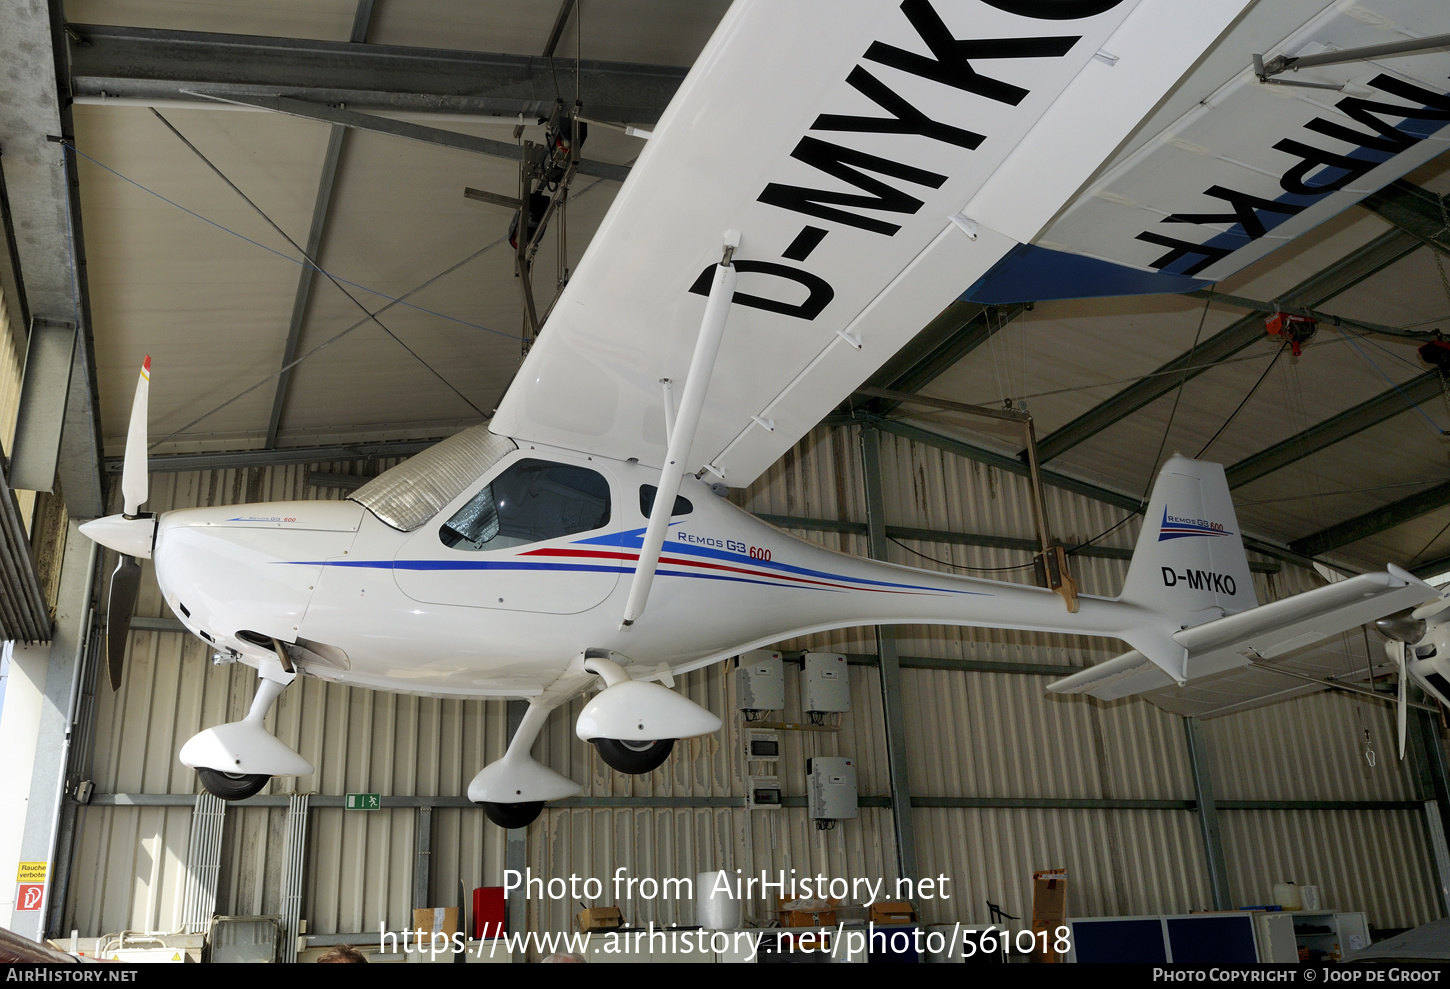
{"left": 345, "top": 793, "right": 381, "bottom": 810}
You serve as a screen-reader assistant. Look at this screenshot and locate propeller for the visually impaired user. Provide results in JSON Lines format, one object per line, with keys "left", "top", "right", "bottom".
{"left": 1390, "top": 638, "right": 1408, "bottom": 760}
{"left": 78, "top": 357, "right": 155, "bottom": 691}
{"left": 107, "top": 555, "right": 142, "bottom": 691}
{"left": 1412, "top": 595, "right": 1450, "bottom": 623}
{"left": 122, "top": 355, "right": 149, "bottom": 516}
{"left": 1377, "top": 602, "right": 1450, "bottom": 760}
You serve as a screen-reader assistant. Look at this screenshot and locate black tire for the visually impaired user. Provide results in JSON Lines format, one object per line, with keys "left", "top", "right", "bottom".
{"left": 591, "top": 737, "right": 675, "bottom": 774}
{"left": 196, "top": 767, "right": 271, "bottom": 800}
{"left": 479, "top": 801, "right": 544, "bottom": 829}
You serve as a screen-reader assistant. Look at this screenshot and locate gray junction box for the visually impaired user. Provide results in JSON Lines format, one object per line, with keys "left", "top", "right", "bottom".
{"left": 735, "top": 649, "right": 785, "bottom": 713}
{"left": 806, "top": 757, "right": 858, "bottom": 822}
{"left": 802, "top": 652, "right": 850, "bottom": 714}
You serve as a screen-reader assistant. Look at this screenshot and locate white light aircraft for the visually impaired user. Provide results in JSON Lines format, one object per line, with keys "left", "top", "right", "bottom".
{"left": 81, "top": 0, "right": 1450, "bottom": 826}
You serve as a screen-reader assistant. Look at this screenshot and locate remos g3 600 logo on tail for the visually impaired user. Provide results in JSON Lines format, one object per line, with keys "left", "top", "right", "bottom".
{"left": 1157, "top": 507, "right": 1232, "bottom": 542}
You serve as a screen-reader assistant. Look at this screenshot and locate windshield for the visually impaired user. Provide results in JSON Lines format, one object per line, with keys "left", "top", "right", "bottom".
{"left": 350, "top": 424, "right": 517, "bottom": 532}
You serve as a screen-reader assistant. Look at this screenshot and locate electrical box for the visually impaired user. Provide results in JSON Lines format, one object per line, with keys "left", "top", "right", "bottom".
{"left": 207, "top": 916, "right": 280, "bottom": 964}
{"left": 806, "top": 757, "right": 857, "bottom": 824}
{"left": 802, "top": 652, "right": 850, "bottom": 715}
{"left": 744, "top": 729, "right": 781, "bottom": 763}
{"left": 747, "top": 775, "right": 783, "bottom": 810}
{"left": 736, "top": 650, "right": 785, "bottom": 713}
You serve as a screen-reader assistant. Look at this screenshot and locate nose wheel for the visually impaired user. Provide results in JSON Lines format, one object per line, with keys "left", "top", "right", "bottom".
{"left": 196, "top": 767, "right": 271, "bottom": 800}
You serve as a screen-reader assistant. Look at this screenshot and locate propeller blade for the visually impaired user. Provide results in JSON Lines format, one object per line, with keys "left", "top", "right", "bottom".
{"left": 122, "top": 356, "right": 150, "bottom": 517}
{"left": 1412, "top": 595, "right": 1450, "bottom": 622}
{"left": 106, "top": 554, "right": 142, "bottom": 691}
{"left": 1392, "top": 639, "right": 1408, "bottom": 761}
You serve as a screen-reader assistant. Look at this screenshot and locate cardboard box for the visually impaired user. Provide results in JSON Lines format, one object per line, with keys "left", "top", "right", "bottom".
{"left": 1031, "top": 869, "right": 1068, "bottom": 963}
{"left": 576, "top": 907, "right": 623, "bottom": 933}
{"left": 778, "top": 898, "right": 839, "bottom": 928}
{"left": 869, "top": 900, "right": 916, "bottom": 925}
{"left": 413, "top": 907, "right": 459, "bottom": 938}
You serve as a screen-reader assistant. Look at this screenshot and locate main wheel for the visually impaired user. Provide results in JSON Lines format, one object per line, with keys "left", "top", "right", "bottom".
{"left": 591, "top": 737, "right": 675, "bottom": 774}
{"left": 479, "top": 801, "right": 545, "bottom": 829}
{"left": 196, "top": 767, "right": 271, "bottom": 800}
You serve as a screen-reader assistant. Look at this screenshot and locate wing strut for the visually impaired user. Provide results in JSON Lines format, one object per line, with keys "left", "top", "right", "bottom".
{"left": 620, "top": 231, "right": 739, "bottom": 628}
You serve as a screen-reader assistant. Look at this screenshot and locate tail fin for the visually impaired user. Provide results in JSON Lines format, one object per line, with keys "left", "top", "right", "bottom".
{"left": 1119, "top": 455, "right": 1258, "bottom": 623}
{"left": 1054, "top": 457, "right": 1436, "bottom": 700}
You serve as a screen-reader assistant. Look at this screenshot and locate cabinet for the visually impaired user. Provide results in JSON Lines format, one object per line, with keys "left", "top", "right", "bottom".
{"left": 1294, "top": 911, "right": 1369, "bottom": 962}
{"left": 1253, "top": 910, "right": 1369, "bottom": 962}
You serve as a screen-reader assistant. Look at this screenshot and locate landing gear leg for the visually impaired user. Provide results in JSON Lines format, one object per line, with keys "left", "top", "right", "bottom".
{"left": 469, "top": 699, "right": 580, "bottom": 828}
{"left": 180, "top": 668, "right": 313, "bottom": 800}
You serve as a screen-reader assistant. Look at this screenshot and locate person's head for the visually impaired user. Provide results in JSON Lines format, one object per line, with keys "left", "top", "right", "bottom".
{"left": 540, "top": 952, "right": 587, "bottom": 963}
{"left": 317, "top": 944, "right": 368, "bottom": 963}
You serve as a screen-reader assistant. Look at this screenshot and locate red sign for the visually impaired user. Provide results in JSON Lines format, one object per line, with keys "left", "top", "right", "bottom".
{"left": 16, "top": 884, "right": 44, "bottom": 911}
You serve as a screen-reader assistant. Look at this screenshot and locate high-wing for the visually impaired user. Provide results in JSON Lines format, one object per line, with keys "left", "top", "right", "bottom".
{"left": 491, "top": 0, "right": 1256, "bottom": 485}
{"left": 494, "top": 0, "right": 1450, "bottom": 485}
{"left": 984, "top": 0, "right": 1450, "bottom": 302}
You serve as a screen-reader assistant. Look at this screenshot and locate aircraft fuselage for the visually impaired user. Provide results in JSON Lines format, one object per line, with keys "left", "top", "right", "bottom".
{"left": 153, "top": 438, "right": 1150, "bottom": 698}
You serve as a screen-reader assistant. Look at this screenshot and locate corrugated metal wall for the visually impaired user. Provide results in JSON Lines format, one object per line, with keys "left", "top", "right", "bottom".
{"left": 63, "top": 425, "right": 1447, "bottom": 944}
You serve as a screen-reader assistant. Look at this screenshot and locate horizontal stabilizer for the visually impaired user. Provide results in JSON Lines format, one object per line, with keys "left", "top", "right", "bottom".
{"left": 1173, "top": 565, "right": 1437, "bottom": 679}
{"left": 1047, "top": 650, "right": 1173, "bottom": 700}
{"left": 1054, "top": 566, "right": 1436, "bottom": 704}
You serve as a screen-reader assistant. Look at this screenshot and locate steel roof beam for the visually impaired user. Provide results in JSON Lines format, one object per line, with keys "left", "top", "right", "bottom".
{"left": 264, "top": 124, "right": 344, "bottom": 449}
{"left": 1188, "top": 289, "right": 1433, "bottom": 341}
{"left": 1289, "top": 477, "right": 1450, "bottom": 557}
{"left": 1361, "top": 179, "right": 1450, "bottom": 254}
{"left": 263, "top": 1, "right": 371, "bottom": 450}
{"left": 192, "top": 93, "right": 632, "bottom": 183}
{"left": 1224, "top": 371, "right": 1442, "bottom": 490}
{"left": 849, "top": 414, "right": 1318, "bottom": 570}
{"left": 543, "top": 0, "right": 578, "bottom": 59}
{"left": 1212, "top": 182, "right": 1450, "bottom": 548}
{"left": 1031, "top": 228, "right": 1420, "bottom": 464}
{"left": 1413, "top": 554, "right": 1450, "bottom": 580}
{"left": 67, "top": 23, "right": 687, "bottom": 125}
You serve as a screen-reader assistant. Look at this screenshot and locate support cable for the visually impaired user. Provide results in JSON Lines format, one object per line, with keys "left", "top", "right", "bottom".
{"left": 144, "top": 175, "right": 607, "bottom": 448}
{"left": 150, "top": 110, "right": 488, "bottom": 419}
{"left": 1195, "top": 339, "right": 1288, "bottom": 459}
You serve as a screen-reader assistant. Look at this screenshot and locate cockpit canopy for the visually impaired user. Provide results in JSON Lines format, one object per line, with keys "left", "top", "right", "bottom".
{"left": 350, "top": 424, "right": 517, "bottom": 532}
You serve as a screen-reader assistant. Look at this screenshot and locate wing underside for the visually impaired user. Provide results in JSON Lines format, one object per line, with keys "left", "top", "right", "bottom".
{"left": 493, "top": 0, "right": 1450, "bottom": 487}
{"left": 491, "top": 0, "right": 1254, "bottom": 484}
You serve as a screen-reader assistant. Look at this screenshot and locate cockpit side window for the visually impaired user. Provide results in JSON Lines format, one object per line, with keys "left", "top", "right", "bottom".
{"left": 639, "top": 485, "right": 693, "bottom": 518}
{"left": 440, "top": 459, "right": 611, "bottom": 551}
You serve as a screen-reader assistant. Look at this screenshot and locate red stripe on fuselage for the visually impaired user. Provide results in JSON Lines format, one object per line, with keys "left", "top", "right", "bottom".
{"left": 520, "top": 546, "right": 933, "bottom": 595}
